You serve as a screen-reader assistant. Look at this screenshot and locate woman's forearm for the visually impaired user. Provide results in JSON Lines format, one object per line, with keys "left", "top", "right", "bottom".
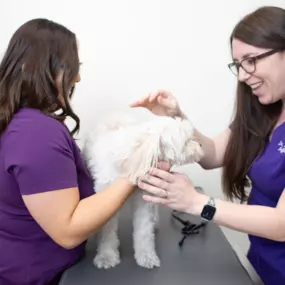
{"left": 67, "top": 179, "right": 134, "bottom": 248}
{"left": 191, "top": 193, "right": 285, "bottom": 242}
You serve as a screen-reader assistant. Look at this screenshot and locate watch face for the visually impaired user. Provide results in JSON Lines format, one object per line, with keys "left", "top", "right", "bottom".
{"left": 201, "top": 205, "right": 216, "bottom": 220}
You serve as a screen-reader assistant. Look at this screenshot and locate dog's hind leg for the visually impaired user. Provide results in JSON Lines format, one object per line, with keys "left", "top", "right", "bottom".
{"left": 132, "top": 191, "right": 160, "bottom": 269}
{"left": 93, "top": 213, "right": 120, "bottom": 269}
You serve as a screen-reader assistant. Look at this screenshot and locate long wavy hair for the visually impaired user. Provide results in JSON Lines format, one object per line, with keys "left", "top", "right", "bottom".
{"left": 0, "top": 18, "right": 80, "bottom": 137}
{"left": 222, "top": 6, "right": 285, "bottom": 202}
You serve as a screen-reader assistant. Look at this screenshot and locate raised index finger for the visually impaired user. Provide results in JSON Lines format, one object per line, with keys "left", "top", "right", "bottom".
{"left": 130, "top": 94, "right": 150, "bottom": 107}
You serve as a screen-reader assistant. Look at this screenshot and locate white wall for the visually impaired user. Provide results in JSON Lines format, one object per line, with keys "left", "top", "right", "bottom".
{"left": 2, "top": 0, "right": 285, "bottom": 254}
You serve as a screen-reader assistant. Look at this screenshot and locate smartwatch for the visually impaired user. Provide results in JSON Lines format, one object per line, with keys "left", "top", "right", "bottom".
{"left": 200, "top": 196, "right": 216, "bottom": 221}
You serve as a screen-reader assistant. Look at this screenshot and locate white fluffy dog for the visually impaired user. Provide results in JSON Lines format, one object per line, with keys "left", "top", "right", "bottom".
{"left": 82, "top": 113, "right": 203, "bottom": 270}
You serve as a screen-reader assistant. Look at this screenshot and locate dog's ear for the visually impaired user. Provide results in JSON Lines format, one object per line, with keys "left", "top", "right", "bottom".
{"left": 121, "top": 132, "right": 162, "bottom": 184}
{"left": 184, "top": 139, "right": 204, "bottom": 163}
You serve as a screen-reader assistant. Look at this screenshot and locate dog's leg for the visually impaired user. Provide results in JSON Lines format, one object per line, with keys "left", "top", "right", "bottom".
{"left": 92, "top": 182, "right": 120, "bottom": 269}
{"left": 154, "top": 203, "right": 160, "bottom": 230}
{"left": 132, "top": 191, "right": 160, "bottom": 269}
{"left": 93, "top": 213, "right": 120, "bottom": 269}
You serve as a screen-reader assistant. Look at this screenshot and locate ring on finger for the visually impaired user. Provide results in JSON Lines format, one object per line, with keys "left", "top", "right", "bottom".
{"left": 163, "top": 190, "right": 168, "bottom": 199}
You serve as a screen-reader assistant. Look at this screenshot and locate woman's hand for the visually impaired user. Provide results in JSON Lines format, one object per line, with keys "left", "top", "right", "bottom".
{"left": 138, "top": 167, "right": 208, "bottom": 215}
{"left": 130, "top": 90, "right": 185, "bottom": 118}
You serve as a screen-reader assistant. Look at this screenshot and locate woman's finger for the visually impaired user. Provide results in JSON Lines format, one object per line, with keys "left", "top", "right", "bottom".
{"left": 130, "top": 94, "right": 150, "bottom": 107}
{"left": 137, "top": 179, "right": 168, "bottom": 198}
{"left": 148, "top": 92, "right": 159, "bottom": 102}
{"left": 147, "top": 167, "right": 173, "bottom": 183}
{"left": 149, "top": 90, "right": 170, "bottom": 102}
{"left": 129, "top": 100, "right": 141, "bottom": 107}
{"left": 157, "top": 161, "right": 172, "bottom": 171}
{"left": 142, "top": 194, "right": 168, "bottom": 205}
{"left": 139, "top": 173, "right": 169, "bottom": 190}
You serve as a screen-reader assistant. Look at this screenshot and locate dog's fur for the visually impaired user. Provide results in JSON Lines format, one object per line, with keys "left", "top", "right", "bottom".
{"left": 81, "top": 113, "right": 204, "bottom": 269}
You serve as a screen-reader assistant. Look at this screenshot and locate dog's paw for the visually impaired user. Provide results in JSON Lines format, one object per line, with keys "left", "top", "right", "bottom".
{"left": 135, "top": 252, "right": 161, "bottom": 269}
{"left": 93, "top": 250, "right": 120, "bottom": 269}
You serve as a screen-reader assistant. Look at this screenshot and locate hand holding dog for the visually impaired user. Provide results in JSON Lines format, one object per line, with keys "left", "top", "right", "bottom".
{"left": 130, "top": 90, "right": 184, "bottom": 118}
{"left": 138, "top": 166, "right": 208, "bottom": 215}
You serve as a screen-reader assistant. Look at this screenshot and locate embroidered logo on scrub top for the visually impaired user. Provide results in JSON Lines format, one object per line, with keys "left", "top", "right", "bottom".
{"left": 278, "top": 141, "right": 285, "bottom": 153}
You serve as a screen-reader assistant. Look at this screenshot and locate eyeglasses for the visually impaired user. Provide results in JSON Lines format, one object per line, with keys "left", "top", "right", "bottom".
{"left": 228, "top": 49, "right": 282, "bottom": 76}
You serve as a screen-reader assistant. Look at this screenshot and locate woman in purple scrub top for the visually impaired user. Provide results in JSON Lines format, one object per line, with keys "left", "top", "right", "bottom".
{"left": 132, "top": 6, "right": 285, "bottom": 285}
{"left": 0, "top": 19, "right": 135, "bottom": 285}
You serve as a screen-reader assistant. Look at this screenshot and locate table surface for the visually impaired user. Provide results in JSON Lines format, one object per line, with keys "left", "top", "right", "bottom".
{"left": 59, "top": 194, "right": 260, "bottom": 285}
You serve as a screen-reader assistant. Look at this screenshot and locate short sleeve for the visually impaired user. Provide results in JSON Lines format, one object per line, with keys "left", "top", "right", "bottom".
{"left": 6, "top": 120, "right": 78, "bottom": 195}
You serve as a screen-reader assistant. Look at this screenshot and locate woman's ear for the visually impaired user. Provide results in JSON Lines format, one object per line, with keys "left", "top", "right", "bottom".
{"left": 55, "top": 69, "right": 64, "bottom": 95}
{"left": 54, "top": 69, "right": 66, "bottom": 107}
{"left": 121, "top": 132, "right": 162, "bottom": 184}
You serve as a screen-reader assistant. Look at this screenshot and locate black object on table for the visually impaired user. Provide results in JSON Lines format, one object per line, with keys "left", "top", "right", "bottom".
{"left": 59, "top": 189, "right": 259, "bottom": 285}
{"left": 171, "top": 210, "right": 207, "bottom": 247}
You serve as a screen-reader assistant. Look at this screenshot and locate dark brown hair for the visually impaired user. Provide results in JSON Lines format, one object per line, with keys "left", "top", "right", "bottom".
{"left": 0, "top": 18, "right": 80, "bottom": 136}
{"left": 222, "top": 6, "right": 285, "bottom": 202}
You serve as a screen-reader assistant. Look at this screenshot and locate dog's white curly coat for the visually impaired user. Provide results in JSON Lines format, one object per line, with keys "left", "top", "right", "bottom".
{"left": 81, "top": 113, "right": 204, "bottom": 269}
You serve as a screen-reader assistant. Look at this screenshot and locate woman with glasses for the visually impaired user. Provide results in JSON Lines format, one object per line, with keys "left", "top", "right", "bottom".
{"left": 131, "top": 6, "right": 285, "bottom": 285}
